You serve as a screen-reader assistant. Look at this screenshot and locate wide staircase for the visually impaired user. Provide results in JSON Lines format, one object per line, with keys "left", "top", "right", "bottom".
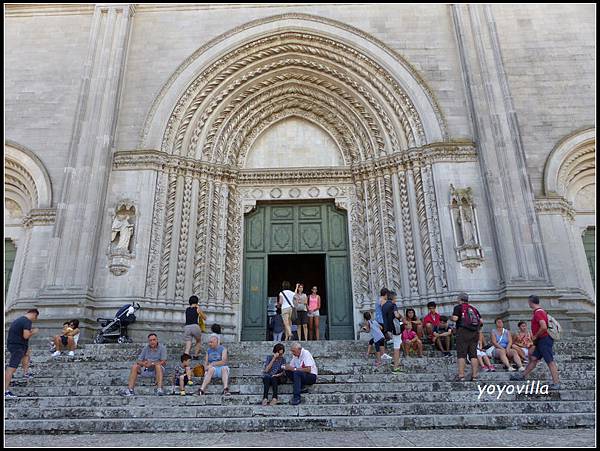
{"left": 5, "top": 337, "right": 596, "bottom": 433}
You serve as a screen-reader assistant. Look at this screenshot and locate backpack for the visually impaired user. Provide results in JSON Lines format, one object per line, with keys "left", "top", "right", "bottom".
{"left": 460, "top": 303, "right": 481, "bottom": 331}
{"left": 546, "top": 313, "right": 561, "bottom": 341}
{"left": 392, "top": 317, "right": 403, "bottom": 336}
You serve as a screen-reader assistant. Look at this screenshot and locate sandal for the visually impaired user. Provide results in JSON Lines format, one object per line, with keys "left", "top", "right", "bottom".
{"left": 223, "top": 387, "right": 231, "bottom": 396}
{"left": 453, "top": 375, "right": 466, "bottom": 382}
{"left": 197, "top": 388, "right": 205, "bottom": 395}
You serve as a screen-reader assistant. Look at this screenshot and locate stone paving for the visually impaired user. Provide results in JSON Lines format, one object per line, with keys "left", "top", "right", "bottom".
{"left": 3, "top": 429, "right": 596, "bottom": 447}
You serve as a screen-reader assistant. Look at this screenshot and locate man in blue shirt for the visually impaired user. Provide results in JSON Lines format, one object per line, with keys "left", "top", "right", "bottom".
{"left": 5, "top": 309, "right": 40, "bottom": 398}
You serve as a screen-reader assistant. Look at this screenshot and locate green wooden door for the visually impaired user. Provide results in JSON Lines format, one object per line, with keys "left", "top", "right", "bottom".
{"left": 242, "top": 202, "right": 353, "bottom": 340}
{"left": 582, "top": 227, "right": 595, "bottom": 289}
{"left": 5, "top": 239, "right": 17, "bottom": 297}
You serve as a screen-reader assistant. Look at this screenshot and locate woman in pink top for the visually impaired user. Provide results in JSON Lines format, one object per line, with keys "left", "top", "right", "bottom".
{"left": 307, "top": 286, "right": 321, "bottom": 340}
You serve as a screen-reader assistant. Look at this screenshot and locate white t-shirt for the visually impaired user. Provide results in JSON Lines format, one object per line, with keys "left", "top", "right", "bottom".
{"left": 280, "top": 290, "right": 295, "bottom": 311}
{"left": 290, "top": 348, "right": 318, "bottom": 376}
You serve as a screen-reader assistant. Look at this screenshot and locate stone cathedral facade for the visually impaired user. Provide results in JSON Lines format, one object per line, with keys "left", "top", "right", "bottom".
{"left": 5, "top": 4, "right": 595, "bottom": 342}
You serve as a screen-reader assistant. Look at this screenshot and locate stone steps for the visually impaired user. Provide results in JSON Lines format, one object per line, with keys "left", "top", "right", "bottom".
{"left": 7, "top": 390, "right": 595, "bottom": 408}
{"left": 9, "top": 369, "right": 596, "bottom": 386}
{"left": 5, "top": 339, "right": 595, "bottom": 433}
{"left": 6, "top": 401, "right": 595, "bottom": 421}
{"left": 5, "top": 380, "right": 596, "bottom": 398}
{"left": 5, "top": 413, "right": 595, "bottom": 433}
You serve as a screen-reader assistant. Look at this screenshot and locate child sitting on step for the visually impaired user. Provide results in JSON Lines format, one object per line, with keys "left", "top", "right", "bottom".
{"left": 401, "top": 321, "right": 423, "bottom": 357}
{"left": 173, "top": 353, "right": 194, "bottom": 395}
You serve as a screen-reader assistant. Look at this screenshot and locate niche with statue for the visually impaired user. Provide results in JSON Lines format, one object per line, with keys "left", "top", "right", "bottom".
{"left": 108, "top": 201, "right": 136, "bottom": 275}
{"left": 450, "top": 185, "right": 484, "bottom": 271}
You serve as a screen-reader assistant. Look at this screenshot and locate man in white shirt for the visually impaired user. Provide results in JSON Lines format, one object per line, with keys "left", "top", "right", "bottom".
{"left": 283, "top": 342, "right": 318, "bottom": 405}
{"left": 278, "top": 281, "right": 296, "bottom": 341}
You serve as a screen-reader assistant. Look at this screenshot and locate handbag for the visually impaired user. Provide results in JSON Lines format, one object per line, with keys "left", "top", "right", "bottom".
{"left": 281, "top": 291, "right": 297, "bottom": 322}
{"left": 193, "top": 364, "right": 205, "bottom": 377}
{"left": 197, "top": 306, "right": 207, "bottom": 333}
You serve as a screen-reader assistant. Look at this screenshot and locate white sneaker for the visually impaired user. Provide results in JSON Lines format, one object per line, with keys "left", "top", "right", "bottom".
{"left": 518, "top": 366, "right": 525, "bottom": 372}
{"left": 381, "top": 353, "right": 393, "bottom": 360}
{"left": 508, "top": 366, "right": 517, "bottom": 372}
{"left": 68, "top": 351, "right": 75, "bottom": 357}
{"left": 52, "top": 351, "right": 61, "bottom": 357}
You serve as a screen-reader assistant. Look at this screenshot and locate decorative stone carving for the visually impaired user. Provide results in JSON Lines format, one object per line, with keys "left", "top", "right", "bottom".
{"left": 398, "top": 170, "right": 419, "bottom": 295}
{"left": 534, "top": 196, "right": 576, "bottom": 221}
{"left": 422, "top": 164, "right": 448, "bottom": 289}
{"left": 327, "top": 186, "right": 339, "bottom": 197}
{"left": 135, "top": 20, "right": 458, "bottom": 320}
{"left": 308, "top": 187, "right": 320, "bottom": 198}
{"left": 108, "top": 202, "right": 136, "bottom": 276}
{"left": 22, "top": 208, "right": 57, "bottom": 228}
{"left": 450, "top": 185, "right": 484, "bottom": 271}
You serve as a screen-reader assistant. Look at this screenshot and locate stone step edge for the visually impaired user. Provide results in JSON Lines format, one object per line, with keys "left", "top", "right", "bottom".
{"left": 5, "top": 412, "right": 596, "bottom": 434}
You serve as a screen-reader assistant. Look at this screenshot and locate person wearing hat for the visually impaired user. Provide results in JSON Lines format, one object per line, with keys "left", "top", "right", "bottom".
{"left": 450, "top": 292, "right": 482, "bottom": 382}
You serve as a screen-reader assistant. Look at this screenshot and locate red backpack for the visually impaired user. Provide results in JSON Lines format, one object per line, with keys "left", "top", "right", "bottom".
{"left": 461, "top": 303, "right": 481, "bottom": 331}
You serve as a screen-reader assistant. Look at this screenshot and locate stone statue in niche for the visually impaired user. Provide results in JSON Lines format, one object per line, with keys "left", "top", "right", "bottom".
{"left": 108, "top": 202, "right": 136, "bottom": 275}
{"left": 450, "top": 185, "right": 483, "bottom": 271}
{"left": 458, "top": 198, "right": 476, "bottom": 245}
{"left": 111, "top": 213, "right": 134, "bottom": 252}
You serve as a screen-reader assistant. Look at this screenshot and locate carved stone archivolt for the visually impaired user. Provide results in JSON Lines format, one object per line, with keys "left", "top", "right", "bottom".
{"left": 450, "top": 185, "right": 484, "bottom": 271}
{"left": 128, "top": 25, "right": 468, "bottom": 315}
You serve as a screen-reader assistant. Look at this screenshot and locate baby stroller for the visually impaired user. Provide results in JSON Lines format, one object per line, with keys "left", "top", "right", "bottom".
{"left": 94, "top": 303, "right": 141, "bottom": 344}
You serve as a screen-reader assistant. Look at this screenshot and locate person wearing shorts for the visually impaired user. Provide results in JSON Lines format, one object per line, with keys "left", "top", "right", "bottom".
{"left": 122, "top": 333, "right": 168, "bottom": 397}
{"left": 511, "top": 295, "right": 560, "bottom": 390}
{"left": 294, "top": 284, "right": 308, "bottom": 341}
{"left": 390, "top": 308, "right": 404, "bottom": 373}
{"left": 198, "top": 334, "right": 231, "bottom": 396}
{"left": 451, "top": 292, "right": 482, "bottom": 382}
{"left": 307, "top": 286, "right": 321, "bottom": 340}
{"left": 278, "top": 281, "right": 295, "bottom": 341}
{"left": 362, "top": 312, "right": 386, "bottom": 368}
{"left": 5, "top": 309, "right": 39, "bottom": 398}
{"left": 184, "top": 295, "right": 206, "bottom": 359}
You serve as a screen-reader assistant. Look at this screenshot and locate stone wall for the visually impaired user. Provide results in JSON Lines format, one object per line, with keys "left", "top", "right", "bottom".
{"left": 5, "top": 10, "right": 93, "bottom": 205}
{"left": 492, "top": 4, "right": 595, "bottom": 197}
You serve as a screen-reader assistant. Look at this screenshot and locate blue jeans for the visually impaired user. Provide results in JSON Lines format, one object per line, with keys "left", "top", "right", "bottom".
{"left": 285, "top": 370, "right": 317, "bottom": 401}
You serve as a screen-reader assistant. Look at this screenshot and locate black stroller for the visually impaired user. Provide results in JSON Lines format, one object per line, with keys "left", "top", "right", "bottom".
{"left": 94, "top": 303, "right": 141, "bottom": 344}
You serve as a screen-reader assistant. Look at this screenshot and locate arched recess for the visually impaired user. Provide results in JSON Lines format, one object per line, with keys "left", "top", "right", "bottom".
{"left": 4, "top": 141, "right": 54, "bottom": 303}
{"left": 544, "top": 127, "right": 595, "bottom": 208}
{"left": 141, "top": 14, "right": 454, "bottom": 341}
{"left": 5, "top": 141, "right": 53, "bottom": 213}
{"left": 543, "top": 128, "right": 596, "bottom": 292}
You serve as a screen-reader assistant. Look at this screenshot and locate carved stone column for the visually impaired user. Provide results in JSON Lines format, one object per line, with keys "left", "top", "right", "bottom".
{"left": 452, "top": 4, "right": 551, "bottom": 289}
{"left": 43, "top": 4, "right": 135, "bottom": 294}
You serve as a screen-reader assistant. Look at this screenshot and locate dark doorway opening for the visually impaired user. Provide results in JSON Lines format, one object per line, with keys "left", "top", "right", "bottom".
{"left": 268, "top": 253, "right": 328, "bottom": 318}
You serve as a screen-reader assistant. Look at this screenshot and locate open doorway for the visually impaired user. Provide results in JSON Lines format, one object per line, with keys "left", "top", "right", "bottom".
{"left": 268, "top": 254, "right": 328, "bottom": 338}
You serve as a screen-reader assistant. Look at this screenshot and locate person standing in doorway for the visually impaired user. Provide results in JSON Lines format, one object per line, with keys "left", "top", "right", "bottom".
{"left": 278, "top": 281, "right": 295, "bottom": 341}
{"left": 294, "top": 283, "right": 308, "bottom": 341}
{"left": 307, "top": 286, "right": 321, "bottom": 340}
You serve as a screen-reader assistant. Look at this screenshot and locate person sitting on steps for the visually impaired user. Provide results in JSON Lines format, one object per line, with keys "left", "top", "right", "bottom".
{"left": 197, "top": 334, "right": 231, "bottom": 396}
